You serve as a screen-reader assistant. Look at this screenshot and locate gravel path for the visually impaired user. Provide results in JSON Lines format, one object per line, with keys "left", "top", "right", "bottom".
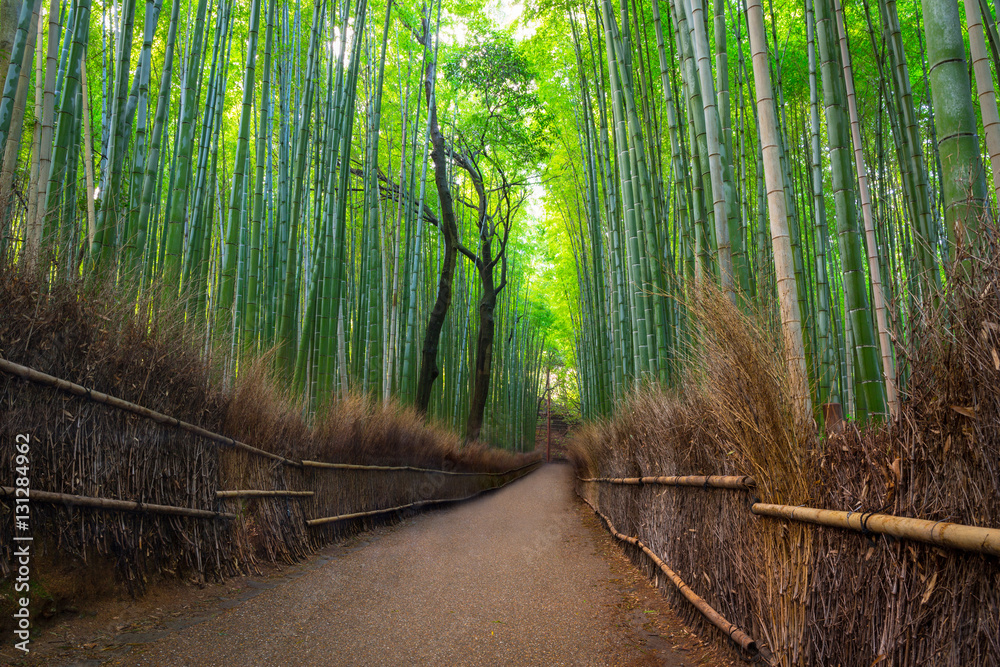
{"left": 110, "top": 464, "right": 710, "bottom": 666}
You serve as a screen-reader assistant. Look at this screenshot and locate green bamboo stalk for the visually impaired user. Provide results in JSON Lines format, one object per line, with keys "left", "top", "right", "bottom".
{"left": 161, "top": 0, "right": 209, "bottom": 297}
{"left": 964, "top": 0, "right": 1000, "bottom": 211}
{"left": 39, "top": 0, "right": 89, "bottom": 266}
{"left": 746, "top": 0, "right": 812, "bottom": 421}
{"left": 90, "top": 0, "right": 135, "bottom": 269}
{"left": 216, "top": 0, "right": 264, "bottom": 333}
{"left": 833, "top": 0, "right": 899, "bottom": 419}
{"left": 276, "top": 0, "right": 326, "bottom": 377}
{"left": 922, "top": 0, "right": 988, "bottom": 259}
{"left": 0, "top": 0, "right": 36, "bottom": 165}
{"left": 243, "top": 0, "right": 276, "bottom": 354}
{"left": 815, "top": 0, "right": 886, "bottom": 421}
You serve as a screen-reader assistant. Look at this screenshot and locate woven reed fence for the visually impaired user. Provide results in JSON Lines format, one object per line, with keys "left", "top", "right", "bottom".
{"left": 578, "top": 471, "right": 1000, "bottom": 664}
{"left": 574, "top": 419, "right": 1000, "bottom": 667}
{"left": 0, "top": 357, "right": 541, "bottom": 596}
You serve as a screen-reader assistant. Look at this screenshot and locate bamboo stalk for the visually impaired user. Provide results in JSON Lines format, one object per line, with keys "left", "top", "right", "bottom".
{"left": 965, "top": 0, "right": 1000, "bottom": 210}
{"left": 215, "top": 490, "right": 314, "bottom": 498}
{"left": 833, "top": 0, "right": 899, "bottom": 420}
{"left": 81, "top": 45, "right": 95, "bottom": 248}
{"left": 0, "top": 486, "right": 235, "bottom": 519}
{"left": 578, "top": 474, "right": 755, "bottom": 489}
{"left": 0, "top": 356, "right": 300, "bottom": 466}
{"left": 579, "top": 493, "right": 762, "bottom": 657}
{"left": 752, "top": 503, "right": 1000, "bottom": 556}
{"left": 746, "top": 0, "right": 812, "bottom": 422}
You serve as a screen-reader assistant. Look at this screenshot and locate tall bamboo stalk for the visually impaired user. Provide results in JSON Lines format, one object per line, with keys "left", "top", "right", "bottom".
{"left": 746, "top": 0, "right": 811, "bottom": 421}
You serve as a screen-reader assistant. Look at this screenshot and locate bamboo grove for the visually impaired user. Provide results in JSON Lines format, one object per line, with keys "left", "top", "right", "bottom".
{"left": 532, "top": 0, "right": 999, "bottom": 424}
{"left": 0, "top": 0, "right": 547, "bottom": 449}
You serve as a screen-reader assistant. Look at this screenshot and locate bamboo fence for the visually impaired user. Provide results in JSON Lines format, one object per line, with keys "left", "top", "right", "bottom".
{"left": 580, "top": 476, "right": 1000, "bottom": 557}
{"left": 577, "top": 491, "right": 762, "bottom": 659}
{"left": 576, "top": 427, "right": 1000, "bottom": 666}
{"left": 0, "top": 358, "right": 541, "bottom": 595}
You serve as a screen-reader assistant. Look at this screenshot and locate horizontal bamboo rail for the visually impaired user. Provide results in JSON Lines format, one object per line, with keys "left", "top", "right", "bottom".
{"left": 302, "top": 459, "right": 542, "bottom": 476}
{"left": 752, "top": 503, "right": 1000, "bottom": 557}
{"left": 216, "top": 490, "right": 314, "bottom": 498}
{"left": 0, "top": 357, "right": 299, "bottom": 467}
{"left": 579, "top": 474, "right": 756, "bottom": 490}
{"left": 307, "top": 498, "right": 463, "bottom": 526}
{"left": 0, "top": 486, "right": 236, "bottom": 520}
{"left": 578, "top": 493, "right": 761, "bottom": 658}
{"left": 307, "top": 461, "right": 543, "bottom": 527}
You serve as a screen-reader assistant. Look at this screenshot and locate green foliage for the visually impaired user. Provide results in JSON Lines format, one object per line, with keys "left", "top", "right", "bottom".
{"left": 442, "top": 25, "right": 551, "bottom": 168}
{"left": 2, "top": 0, "right": 997, "bottom": 432}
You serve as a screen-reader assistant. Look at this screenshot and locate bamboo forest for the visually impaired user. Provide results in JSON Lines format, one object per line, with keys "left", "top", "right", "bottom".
{"left": 1, "top": 0, "right": 1000, "bottom": 659}
{"left": 2, "top": 0, "right": 998, "bottom": 433}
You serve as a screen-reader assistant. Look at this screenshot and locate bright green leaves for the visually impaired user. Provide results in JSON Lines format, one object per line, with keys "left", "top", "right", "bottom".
{"left": 442, "top": 27, "right": 551, "bottom": 169}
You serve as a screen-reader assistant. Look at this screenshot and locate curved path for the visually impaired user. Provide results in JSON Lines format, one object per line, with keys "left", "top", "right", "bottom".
{"left": 108, "top": 464, "right": 716, "bottom": 666}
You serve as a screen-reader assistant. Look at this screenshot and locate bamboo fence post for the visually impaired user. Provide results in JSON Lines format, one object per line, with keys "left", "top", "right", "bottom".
{"left": 216, "top": 490, "right": 315, "bottom": 498}
{"left": 301, "top": 459, "right": 542, "bottom": 476}
{"left": 306, "top": 461, "right": 542, "bottom": 526}
{"left": 578, "top": 474, "right": 756, "bottom": 489}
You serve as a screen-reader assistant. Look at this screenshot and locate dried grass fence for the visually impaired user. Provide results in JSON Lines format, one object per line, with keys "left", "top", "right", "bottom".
{"left": 0, "top": 356, "right": 539, "bottom": 587}
{"left": 570, "top": 252, "right": 1000, "bottom": 666}
{"left": 0, "top": 271, "right": 540, "bottom": 627}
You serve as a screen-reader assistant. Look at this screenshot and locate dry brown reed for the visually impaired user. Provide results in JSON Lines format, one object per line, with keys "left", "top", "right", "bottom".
{"left": 0, "top": 265, "right": 539, "bottom": 629}
{"left": 571, "top": 240, "right": 1000, "bottom": 665}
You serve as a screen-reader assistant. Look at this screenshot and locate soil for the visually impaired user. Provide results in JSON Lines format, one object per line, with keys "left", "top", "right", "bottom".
{"left": 0, "top": 464, "right": 734, "bottom": 667}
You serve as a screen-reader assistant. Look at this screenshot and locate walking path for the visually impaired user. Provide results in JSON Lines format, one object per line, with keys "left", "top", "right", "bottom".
{"left": 10, "top": 464, "right": 728, "bottom": 666}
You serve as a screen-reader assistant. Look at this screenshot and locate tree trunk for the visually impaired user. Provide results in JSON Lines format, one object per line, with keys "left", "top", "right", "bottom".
{"left": 414, "top": 17, "right": 460, "bottom": 416}
{"left": 464, "top": 278, "right": 496, "bottom": 444}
